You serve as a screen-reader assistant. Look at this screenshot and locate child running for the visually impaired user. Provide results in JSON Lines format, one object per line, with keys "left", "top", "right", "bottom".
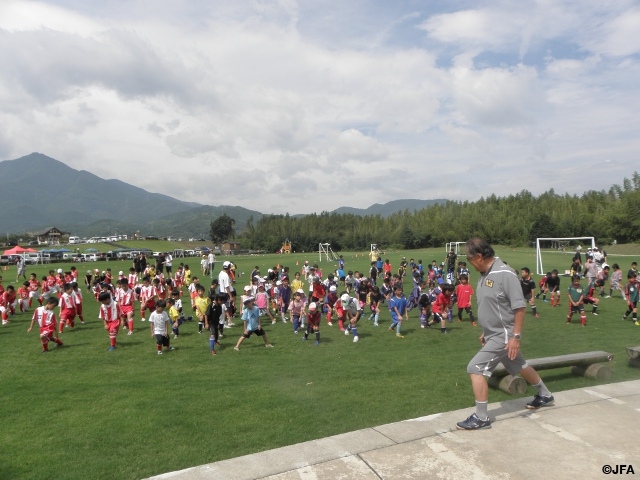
{"left": 566, "top": 275, "right": 587, "bottom": 326}
{"left": 149, "top": 300, "right": 175, "bottom": 355}
{"left": 59, "top": 283, "right": 77, "bottom": 333}
{"left": 388, "top": 285, "right": 408, "bottom": 338}
{"left": 194, "top": 284, "right": 210, "bottom": 334}
{"left": 288, "top": 289, "right": 307, "bottom": 334}
{"left": 428, "top": 283, "right": 454, "bottom": 334}
{"left": 623, "top": 273, "right": 639, "bottom": 325}
{"left": 28, "top": 297, "right": 64, "bottom": 352}
{"left": 99, "top": 291, "right": 120, "bottom": 352}
{"left": 455, "top": 274, "right": 476, "bottom": 324}
{"left": 205, "top": 294, "right": 225, "bottom": 355}
{"left": 607, "top": 264, "right": 625, "bottom": 299}
{"left": 234, "top": 296, "right": 273, "bottom": 350}
{"left": 115, "top": 278, "right": 136, "bottom": 334}
{"left": 301, "top": 302, "right": 321, "bottom": 345}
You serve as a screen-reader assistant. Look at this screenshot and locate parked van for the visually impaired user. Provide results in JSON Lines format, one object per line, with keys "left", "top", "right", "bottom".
{"left": 69, "top": 236, "right": 80, "bottom": 245}
{"left": 25, "top": 253, "right": 50, "bottom": 265}
{"left": 81, "top": 253, "right": 98, "bottom": 262}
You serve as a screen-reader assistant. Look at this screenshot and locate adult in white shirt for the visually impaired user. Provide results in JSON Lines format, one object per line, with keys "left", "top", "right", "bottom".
{"left": 208, "top": 252, "right": 216, "bottom": 278}
{"left": 164, "top": 253, "right": 173, "bottom": 275}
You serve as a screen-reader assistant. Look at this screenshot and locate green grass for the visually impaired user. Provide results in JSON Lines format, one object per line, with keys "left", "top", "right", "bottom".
{"left": 1, "top": 246, "right": 640, "bottom": 479}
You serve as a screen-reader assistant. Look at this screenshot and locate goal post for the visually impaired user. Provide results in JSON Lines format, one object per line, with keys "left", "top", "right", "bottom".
{"left": 535, "top": 237, "right": 595, "bottom": 275}
{"left": 318, "top": 243, "right": 339, "bottom": 262}
{"left": 445, "top": 241, "right": 466, "bottom": 254}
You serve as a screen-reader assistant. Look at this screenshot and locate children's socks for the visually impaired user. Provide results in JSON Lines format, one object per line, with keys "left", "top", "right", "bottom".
{"left": 209, "top": 336, "right": 215, "bottom": 352}
{"left": 128, "top": 319, "right": 134, "bottom": 332}
{"left": 198, "top": 321, "right": 203, "bottom": 333}
{"left": 580, "top": 313, "right": 586, "bottom": 325}
{"left": 395, "top": 323, "right": 402, "bottom": 335}
{"left": 531, "top": 305, "right": 537, "bottom": 316}
{"left": 374, "top": 313, "right": 379, "bottom": 325}
{"left": 315, "top": 331, "right": 320, "bottom": 343}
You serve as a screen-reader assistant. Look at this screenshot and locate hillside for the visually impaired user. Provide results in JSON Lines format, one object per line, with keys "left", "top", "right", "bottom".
{"left": 331, "top": 199, "right": 447, "bottom": 217}
{"left": 0, "top": 153, "right": 200, "bottom": 232}
{"left": 0, "top": 153, "right": 261, "bottom": 237}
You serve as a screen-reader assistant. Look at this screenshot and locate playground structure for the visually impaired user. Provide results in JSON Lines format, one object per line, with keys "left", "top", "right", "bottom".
{"left": 535, "top": 236, "right": 596, "bottom": 275}
{"left": 281, "top": 238, "right": 292, "bottom": 254}
{"left": 445, "top": 241, "right": 466, "bottom": 254}
{"left": 318, "top": 243, "right": 339, "bottom": 262}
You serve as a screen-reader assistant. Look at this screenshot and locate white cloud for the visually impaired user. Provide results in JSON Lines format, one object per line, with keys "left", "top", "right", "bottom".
{"left": 0, "top": 0, "right": 638, "bottom": 214}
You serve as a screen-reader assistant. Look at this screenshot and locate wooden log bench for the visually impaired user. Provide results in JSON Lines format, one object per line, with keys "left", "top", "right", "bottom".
{"left": 627, "top": 346, "right": 640, "bottom": 368}
{"left": 488, "top": 350, "right": 614, "bottom": 395}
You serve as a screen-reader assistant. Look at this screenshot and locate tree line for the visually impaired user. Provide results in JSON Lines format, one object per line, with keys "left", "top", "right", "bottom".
{"left": 213, "top": 173, "right": 640, "bottom": 253}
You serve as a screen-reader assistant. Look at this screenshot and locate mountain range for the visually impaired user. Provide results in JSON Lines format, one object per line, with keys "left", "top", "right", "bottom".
{"left": 1, "top": 153, "right": 446, "bottom": 237}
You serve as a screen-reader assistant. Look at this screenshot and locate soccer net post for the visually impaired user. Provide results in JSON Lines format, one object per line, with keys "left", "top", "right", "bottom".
{"left": 445, "top": 241, "right": 466, "bottom": 254}
{"left": 535, "top": 237, "right": 596, "bottom": 275}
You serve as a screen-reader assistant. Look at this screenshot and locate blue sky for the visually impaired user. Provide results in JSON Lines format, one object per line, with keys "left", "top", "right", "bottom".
{"left": 0, "top": 0, "right": 638, "bottom": 213}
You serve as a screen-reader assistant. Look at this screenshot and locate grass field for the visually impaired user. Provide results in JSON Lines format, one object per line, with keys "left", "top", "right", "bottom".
{"left": 2, "top": 245, "right": 640, "bottom": 479}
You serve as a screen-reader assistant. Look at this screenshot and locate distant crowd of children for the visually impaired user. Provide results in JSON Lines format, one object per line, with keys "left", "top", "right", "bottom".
{"left": 3, "top": 249, "right": 639, "bottom": 354}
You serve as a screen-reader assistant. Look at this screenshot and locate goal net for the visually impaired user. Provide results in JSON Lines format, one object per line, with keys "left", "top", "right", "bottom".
{"left": 535, "top": 237, "right": 595, "bottom": 275}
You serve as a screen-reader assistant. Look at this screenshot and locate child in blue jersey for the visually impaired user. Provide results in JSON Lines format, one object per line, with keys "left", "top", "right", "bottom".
{"left": 234, "top": 297, "right": 273, "bottom": 350}
{"left": 388, "top": 285, "right": 408, "bottom": 338}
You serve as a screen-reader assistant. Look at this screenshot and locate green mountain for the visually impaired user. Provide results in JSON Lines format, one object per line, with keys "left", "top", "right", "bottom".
{"left": 331, "top": 199, "right": 447, "bottom": 217}
{"left": 0, "top": 153, "right": 261, "bottom": 238}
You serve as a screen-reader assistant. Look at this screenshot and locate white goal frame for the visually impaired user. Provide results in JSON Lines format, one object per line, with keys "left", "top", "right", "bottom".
{"left": 445, "top": 242, "right": 466, "bottom": 254}
{"left": 535, "top": 237, "right": 595, "bottom": 275}
{"left": 318, "top": 243, "right": 339, "bottom": 262}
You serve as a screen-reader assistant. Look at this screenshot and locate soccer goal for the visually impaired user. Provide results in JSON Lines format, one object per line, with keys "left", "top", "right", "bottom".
{"left": 535, "top": 237, "right": 595, "bottom": 275}
{"left": 318, "top": 243, "right": 339, "bottom": 262}
{"left": 445, "top": 242, "right": 466, "bottom": 254}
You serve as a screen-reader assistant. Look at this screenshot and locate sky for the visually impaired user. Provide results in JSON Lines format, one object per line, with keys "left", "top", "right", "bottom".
{"left": 1, "top": 0, "right": 639, "bottom": 214}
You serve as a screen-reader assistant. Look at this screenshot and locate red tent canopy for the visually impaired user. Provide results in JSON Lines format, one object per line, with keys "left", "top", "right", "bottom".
{"left": 2, "top": 246, "right": 36, "bottom": 255}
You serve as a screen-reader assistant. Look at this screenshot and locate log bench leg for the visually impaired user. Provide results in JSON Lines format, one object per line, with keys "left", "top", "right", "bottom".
{"left": 571, "top": 363, "right": 612, "bottom": 381}
{"left": 488, "top": 375, "right": 527, "bottom": 395}
{"left": 628, "top": 357, "right": 640, "bottom": 369}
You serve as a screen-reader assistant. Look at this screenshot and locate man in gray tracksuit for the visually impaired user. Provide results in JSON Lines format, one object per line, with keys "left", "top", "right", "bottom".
{"left": 457, "top": 238, "right": 554, "bottom": 430}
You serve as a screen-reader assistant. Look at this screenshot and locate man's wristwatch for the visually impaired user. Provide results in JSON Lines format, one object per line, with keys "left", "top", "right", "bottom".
{"left": 512, "top": 333, "right": 521, "bottom": 340}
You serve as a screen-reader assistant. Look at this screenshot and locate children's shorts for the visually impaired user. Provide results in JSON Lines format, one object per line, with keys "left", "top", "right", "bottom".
{"left": 155, "top": 334, "right": 170, "bottom": 346}
{"left": 242, "top": 327, "right": 265, "bottom": 338}
{"left": 569, "top": 304, "right": 585, "bottom": 313}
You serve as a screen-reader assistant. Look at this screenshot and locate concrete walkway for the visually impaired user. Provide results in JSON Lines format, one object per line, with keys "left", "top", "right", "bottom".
{"left": 151, "top": 380, "right": 640, "bottom": 479}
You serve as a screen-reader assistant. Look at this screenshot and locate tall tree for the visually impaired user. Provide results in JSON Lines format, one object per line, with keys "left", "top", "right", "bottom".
{"left": 209, "top": 214, "right": 236, "bottom": 243}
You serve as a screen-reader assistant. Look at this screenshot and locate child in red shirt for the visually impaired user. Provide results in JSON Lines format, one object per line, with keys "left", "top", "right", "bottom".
{"left": 59, "top": 283, "right": 77, "bottom": 333}
{"left": 28, "top": 273, "right": 42, "bottom": 308}
{"left": 455, "top": 275, "right": 476, "bottom": 325}
{"left": 28, "top": 297, "right": 63, "bottom": 352}
{"left": 428, "top": 283, "right": 454, "bottom": 334}
{"left": 1, "top": 285, "right": 16, "bottom": 324}
{"left": 72, "top": 282, "right": 85, "bottom": 324}
{"left": 17, "top": 282, "right": 30, "bottom": 313}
